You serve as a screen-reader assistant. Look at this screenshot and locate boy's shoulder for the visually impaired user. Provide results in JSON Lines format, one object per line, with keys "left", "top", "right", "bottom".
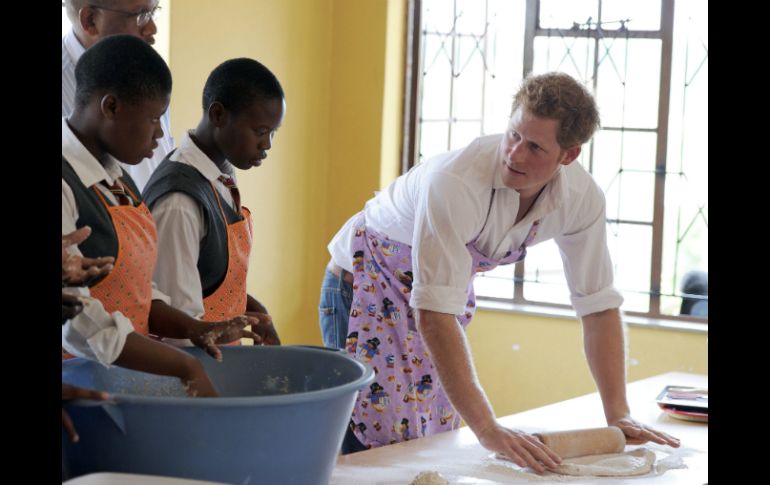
{"left": 143, "top": 159, "right": 211, "bottom": 207}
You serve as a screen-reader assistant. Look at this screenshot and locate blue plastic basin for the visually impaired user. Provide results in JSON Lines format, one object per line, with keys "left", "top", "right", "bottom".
{"left": 62, "top": 345, "right": 374, "bottom": 484}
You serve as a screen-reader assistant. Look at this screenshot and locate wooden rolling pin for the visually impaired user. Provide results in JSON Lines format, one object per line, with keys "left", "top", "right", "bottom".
{"left": 534, "top": 426, "right": 626, "bottom": 458}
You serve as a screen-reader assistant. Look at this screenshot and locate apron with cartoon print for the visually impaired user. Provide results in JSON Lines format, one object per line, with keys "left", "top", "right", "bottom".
{"left": 346, "top": 195, "right": 541, "bottom": 448}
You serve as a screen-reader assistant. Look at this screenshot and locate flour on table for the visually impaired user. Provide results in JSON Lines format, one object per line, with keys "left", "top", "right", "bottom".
{"left": 551, "top": 448, "right": 655, "bottom": 476}
{"left": 482, "top": 445, "right": 688, "bottom": 481}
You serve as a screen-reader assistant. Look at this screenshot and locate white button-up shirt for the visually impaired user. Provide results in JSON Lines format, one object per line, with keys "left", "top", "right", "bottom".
{"left": 328, "top": 134, "right": 623, "bottom": 317}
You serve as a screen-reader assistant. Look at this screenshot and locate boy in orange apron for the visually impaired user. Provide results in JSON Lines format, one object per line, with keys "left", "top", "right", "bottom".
{"left": 62, "top": 36, "right": 260, "bottom": 396}
{"left": 143, "top": 58, "right": 283, "bottom": 346}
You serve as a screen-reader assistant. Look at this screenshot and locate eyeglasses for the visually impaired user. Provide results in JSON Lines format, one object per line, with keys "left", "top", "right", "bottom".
{"left": 87, "top": 4, "right": 161, "bottom": 27}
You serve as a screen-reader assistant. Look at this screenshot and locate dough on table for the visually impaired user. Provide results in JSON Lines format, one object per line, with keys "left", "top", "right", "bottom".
{"left": 549, "top": 448, "right": 655, "bottom": 477}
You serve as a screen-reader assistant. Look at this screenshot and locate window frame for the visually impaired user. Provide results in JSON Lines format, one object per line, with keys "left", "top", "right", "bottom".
{"left": 400, "top": 0, "right": 707, "bottom": 324}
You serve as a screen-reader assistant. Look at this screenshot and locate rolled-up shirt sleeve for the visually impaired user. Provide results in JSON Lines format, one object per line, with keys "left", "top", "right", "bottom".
{"left": 410, "top": 170, "right": 482, "bottom": 315}
{"left": 62, "top": 287, "right": 135, "bottom": 366}
{"left": 555, "top": 184, "right": 624, "bottom": 317}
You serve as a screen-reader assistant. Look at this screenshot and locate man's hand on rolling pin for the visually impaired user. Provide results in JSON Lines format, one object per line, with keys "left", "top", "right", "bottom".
{"left": 610, "top": 415, "right": 681, "bottom": 447}
{"left": 476, "top": 423, "right": 562, "bottom": 474}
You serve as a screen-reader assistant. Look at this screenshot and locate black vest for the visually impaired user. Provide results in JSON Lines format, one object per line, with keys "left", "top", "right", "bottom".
{"left": 62, "top": 157, "right": 143, "bottom": 286}
{"left": 143, "top": 156, "right": 240, "bottom": 297}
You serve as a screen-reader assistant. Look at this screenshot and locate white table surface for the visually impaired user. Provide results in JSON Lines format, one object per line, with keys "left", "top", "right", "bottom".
{"left": 331, "top": 372, "right": 708, "bottom": 484}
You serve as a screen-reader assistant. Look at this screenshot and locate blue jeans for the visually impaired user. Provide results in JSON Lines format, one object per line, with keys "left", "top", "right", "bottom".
{"left": 318, "top": 267, "right": 367, "bottom": 454}
{"left": 319, "top": 268, "right": 353, "bottom": 349}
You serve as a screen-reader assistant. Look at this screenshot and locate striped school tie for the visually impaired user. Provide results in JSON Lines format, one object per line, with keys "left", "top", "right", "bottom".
{"left": 218, "top": 174, "right": 241, "bottom": 211}
{"left": 101, "top": 180, "right": 133, "bottom": 206}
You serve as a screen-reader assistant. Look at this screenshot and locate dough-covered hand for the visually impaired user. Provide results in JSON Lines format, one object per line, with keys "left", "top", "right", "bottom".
{"left": 189, "top": 315, "right": 261, "bottom": 361}
{"left": 180, "top": 361, "right": 219, "bottom": 397}
{"left": 245, "top": 311, "right": 281, "bottom": 346}
{"left": 62, "top": 226, "right": 115, "bottom": 286}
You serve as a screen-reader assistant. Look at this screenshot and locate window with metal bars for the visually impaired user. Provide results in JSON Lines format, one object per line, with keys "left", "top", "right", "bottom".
{"left": 402, "top": 0, "right": 707, "bottom": 321}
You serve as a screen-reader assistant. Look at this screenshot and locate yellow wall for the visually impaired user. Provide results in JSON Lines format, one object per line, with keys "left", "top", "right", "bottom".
{"left": 326, "top": 0, "right": 389, "bottom": 244}
{"left": 167, "top": 1, "right": 706, "bottom": 413}
{"left": 467, "top": 310, "right": 708, "bottom": 417}
{"left": 379, "top": 0, "right": 407, "bottom": 188}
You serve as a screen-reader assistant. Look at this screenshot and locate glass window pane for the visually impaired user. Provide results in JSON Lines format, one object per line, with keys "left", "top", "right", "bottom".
{"left": 596, "top": 39, "right": 661, "bottom": 129}
{"left": 661, "top": 173, "right": 708, "bottom": 314}
{"left": 593, "top": 130, "right": 658, "bottom": 172}
{"left": 453, "top": 36, "right": 485, "bottom": 120}
{"left": 592, "top": 130, "right": 658, "bottom": 223}
{"left": 607, "top": 223, "right": 651, "bottom": 313}
{"left": 450, "top": 121, "right": 482, "bottom": 150}
{"left": 522, "top": 240, "right": 571, "bottom": 305}
{"left": 482, "top": 0, "right": 526, "bottom": 135}
{"left": 523, "top": 281, "right": 572, "bottom": 305}
{"left": 456, "top": 0, "right": 488, "bottom": 35}
{"left": 533, "top": 37, "right": 595, "bottom": 84}
{"left": 474, "top": 264, "right": 515, "bottom": 299}
{"left": 603, "top": 170, "right": 655, "bottom": 223}
{"left": 420, "top": 0, "right": 526, "bottom": 164}
{"left": 421, "top": 33, "right": 453, "bottom": 120}
{"left": 539, "top": 0, "right": 598, "bottom": 30}
{"left": 419, "top": 121, "right": 450, "bottom": 160}
{"left": 423, "top": 0, "right": 456, "bottom": 33}
{"left": 602, "top": 0, "right": 661, "bottom": 31}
